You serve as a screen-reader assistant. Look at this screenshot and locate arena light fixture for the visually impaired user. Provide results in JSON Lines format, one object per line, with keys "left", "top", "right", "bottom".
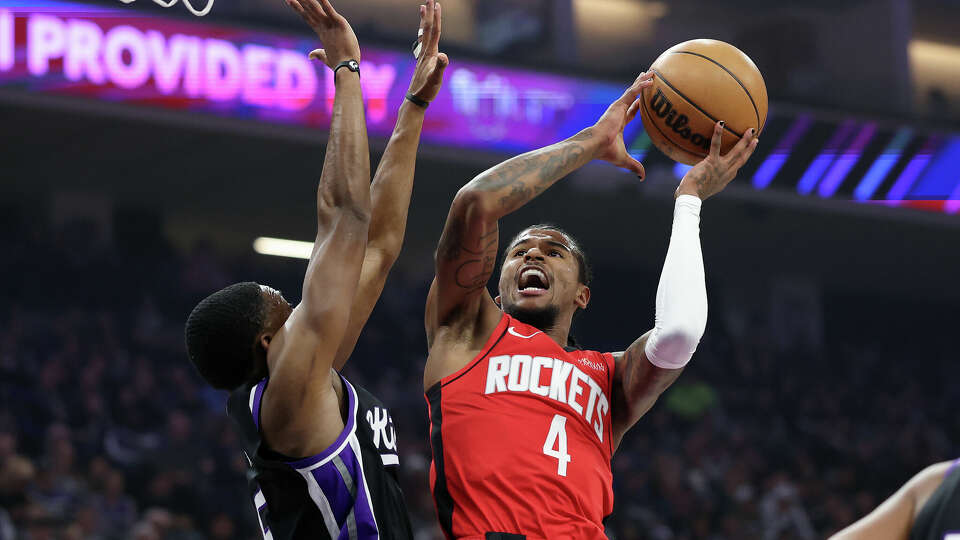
{"left": 752, "top": 115, "right": 813, "bottom": 190}
{"left": 796, "top": 120, "right": 857, "bottom": 196}
{"left": 886, "top": 136, "right": 939, "bottom": 201}
{"left": 854, "top": 128, "right": 913, "bottom": 201}
{"left": 817, "top": 122, "right": 877, "bottom": 198}
{"left": 253, "top": 237, "right": 313, "bottom": 259}
{"left": 908, "top": 137, "right": 960, "bottom": 200}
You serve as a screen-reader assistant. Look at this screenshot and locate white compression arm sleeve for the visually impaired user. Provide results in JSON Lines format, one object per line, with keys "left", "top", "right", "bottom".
{"left": 643, "top": 194, "right": 708, "bottom": 370}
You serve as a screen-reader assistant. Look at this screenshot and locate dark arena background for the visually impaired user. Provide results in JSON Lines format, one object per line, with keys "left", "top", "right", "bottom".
{"left": 2, "top": 0, "right": 959, "bottom": 538}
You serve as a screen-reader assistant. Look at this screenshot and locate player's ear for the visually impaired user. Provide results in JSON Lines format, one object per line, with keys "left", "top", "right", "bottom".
{"left": 259, "top": 332, "right": 273, "bottom": 353}
{"left": 575, "top": 285, "right": 590, "bottom": 310}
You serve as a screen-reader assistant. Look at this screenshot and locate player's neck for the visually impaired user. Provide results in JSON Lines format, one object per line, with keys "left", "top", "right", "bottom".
{"left": 544, "top": 327, "right": 571, "bottom": 349}
{"left": 505, "top": 306, "right": 575, "bottom": 347}
{"left": 522, "top": 316, "right": 572, "bottom": 349}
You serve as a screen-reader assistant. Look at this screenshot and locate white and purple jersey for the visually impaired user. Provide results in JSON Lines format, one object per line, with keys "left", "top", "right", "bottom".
{"left": 227, "top": 374, "right": 412, "bottom": 540}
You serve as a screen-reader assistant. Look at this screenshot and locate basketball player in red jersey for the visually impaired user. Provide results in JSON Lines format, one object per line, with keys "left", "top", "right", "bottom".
{"left": 423, "top": 74, "right": 759, "bottom": 539}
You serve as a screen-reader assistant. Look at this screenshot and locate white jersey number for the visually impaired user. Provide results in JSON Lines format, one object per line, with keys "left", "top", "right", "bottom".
{"left": 542, "top": 414, "right": 572, "bottom": 476}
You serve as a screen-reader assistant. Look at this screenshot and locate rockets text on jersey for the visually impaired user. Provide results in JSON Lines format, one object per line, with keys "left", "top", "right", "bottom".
{"left": 484, "top": 352, "right": 610, "bottom": 445}
{"left": 427, "top": 313, "right": 615, "bottom": 540}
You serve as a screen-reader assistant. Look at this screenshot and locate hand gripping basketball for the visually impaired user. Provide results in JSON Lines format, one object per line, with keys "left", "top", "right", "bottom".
{"left": 675, "top": 121, "right": 759, "bottom": 201}
{"left": 593, "top": 72, "right": 656, "bottom": 179}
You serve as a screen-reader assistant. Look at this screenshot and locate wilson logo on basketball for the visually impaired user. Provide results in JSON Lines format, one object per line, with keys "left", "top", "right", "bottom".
{"left": 648, "top": 89, "right": 711, "bottom": 153}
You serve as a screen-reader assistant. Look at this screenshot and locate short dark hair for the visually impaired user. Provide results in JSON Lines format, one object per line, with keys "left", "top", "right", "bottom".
{"left": 508, "top": 224, "right": 593, "bottom": 286}
{"left": 184, "top": 282, "right": 266, "bottom": 390}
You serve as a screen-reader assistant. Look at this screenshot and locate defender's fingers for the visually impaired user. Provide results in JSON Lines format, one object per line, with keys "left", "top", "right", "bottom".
{"left": 428, "top": 1, "right": 442, "bottom": 53}
{"left": 435, "top": 52, "right": 449, "bottom": 71}
{"left": 423, "top": 0, "right": 434, "bottom": 32}
{"left": 413, "top": 6, "right": 426, "bottom": 59}
{"left": 287, "top": 0, "right": 307, "bottom": 18}
{"left": 308, "top": 48, "right": 328, "bottom": 63}
{"left": 298, "top": 0, "right": 321, "bottom": 18}
{"left": 316, "top": 0, "right": 338, "bottom": 18}
{"left": 426, "top": 53, "right": 449, "bottom": 86}
{"left": 709, "top": 121, "right": 724, "bottom": 158}
{"left": 421, "top": 2, "right": 435, "bottom": 52}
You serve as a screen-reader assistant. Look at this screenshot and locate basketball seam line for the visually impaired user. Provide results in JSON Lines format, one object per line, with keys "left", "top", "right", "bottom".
{"left": 651, "top": 68, "right": 745, "bottom": 140}
{"left": 640, "top": 86, "right": 708, "bottom": 160}
{"left": 668, "top": 50, "right": 762, "bottom": 131}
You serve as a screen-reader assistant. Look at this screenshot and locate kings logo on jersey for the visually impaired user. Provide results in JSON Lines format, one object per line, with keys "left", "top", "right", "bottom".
{"left": 365, "top": 406, "right": 399, "bottom": 466}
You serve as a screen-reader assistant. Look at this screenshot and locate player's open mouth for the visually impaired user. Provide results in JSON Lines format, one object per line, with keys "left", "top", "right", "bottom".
{"left": 518, "top": 266, "right": 549, "bottom": 296}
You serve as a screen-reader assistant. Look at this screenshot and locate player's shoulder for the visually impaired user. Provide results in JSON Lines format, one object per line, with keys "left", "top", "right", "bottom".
{"left": 912, "top": 460, "right": 957, "bottom": 489}
{"left": 908, "top": 459, "right": 960, "bottom": 515}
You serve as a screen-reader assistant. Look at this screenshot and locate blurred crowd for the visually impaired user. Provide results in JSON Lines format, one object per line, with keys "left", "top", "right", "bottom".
{"left": 1, "top": 217, "right": 956, "bottom": 540}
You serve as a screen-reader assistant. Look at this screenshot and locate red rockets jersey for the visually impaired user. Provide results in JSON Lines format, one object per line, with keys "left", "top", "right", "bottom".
{"left": 426, "top": 313, "right": 615, "bottom": 540}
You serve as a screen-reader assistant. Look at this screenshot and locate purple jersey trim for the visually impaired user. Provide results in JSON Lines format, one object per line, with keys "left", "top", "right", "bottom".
{"left": 251, "top": 379, "right": 267, "bottom": 431}
{"left": 300, "top": 437, "right": 380, "bottom": 538}
{"left": 334, "top": 442, "right": 380, "bottom": 537}
{"left": 945, "top": 457, "right": 960, "bottom": 478}
{"left": 285, "top": 375, "right": 359, "bottom": 470}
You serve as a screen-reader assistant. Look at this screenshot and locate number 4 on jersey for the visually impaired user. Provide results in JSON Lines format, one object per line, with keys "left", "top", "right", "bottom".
{"left": 542, "top": 414, "right": 572, "bottom": 476}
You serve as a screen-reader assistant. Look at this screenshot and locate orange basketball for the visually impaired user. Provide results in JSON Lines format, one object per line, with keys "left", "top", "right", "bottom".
{"left": 639, "top": 39, "right": 768, "bottom": 165}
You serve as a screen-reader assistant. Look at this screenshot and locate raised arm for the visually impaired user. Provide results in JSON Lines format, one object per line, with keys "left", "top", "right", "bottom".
{"left": 828, "top": 460, "right": 955, "bottom": 540}
{"left": 332, "top": 0, "right": 448, "bottom": 370}
{"left": 611, "top": 122, "right": 758, "bottom": 449}
{"left": 260, "top": 0, "right": 371, "bottom": 456}
{"left": 426, "top": 73, "right": 655, "bottom": 345}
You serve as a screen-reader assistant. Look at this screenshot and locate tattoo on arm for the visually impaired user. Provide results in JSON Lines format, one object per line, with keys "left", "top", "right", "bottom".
{"left": 453, "top": 239, "right": 497, "bottom": 291}
{"left": 474, "top": 128, "right": 595, "bottom": 212}
{"left": 439, "top": 225, "right": 497, "bottom": 291}
{"left": 437, "top": 128, "right": 596, "bottom": 295}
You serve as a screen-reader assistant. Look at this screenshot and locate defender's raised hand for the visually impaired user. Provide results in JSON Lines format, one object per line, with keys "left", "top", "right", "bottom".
{"left": 286, "top": 0, "right": 361, "bottom": 69}
{"left": 594, "top": 72, "right": 656, "bottom": 179}
{"left": 676, "top": 121, "right": 759, "bottom": 200}
{"left": 407, "top": 0, "right": 449, "bottom": 103}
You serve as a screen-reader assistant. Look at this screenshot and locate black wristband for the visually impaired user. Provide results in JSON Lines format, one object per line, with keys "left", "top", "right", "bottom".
{"left": 405, "top": 92, "right": 429, "bottom": 108}
{"left": 333, "top": 59, "right": 360, "bottom": 77}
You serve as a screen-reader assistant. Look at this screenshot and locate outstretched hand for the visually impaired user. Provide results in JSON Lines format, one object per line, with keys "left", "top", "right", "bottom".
{"left": 407, "top": 0, "right": 449, "bottom": 103}
{"left": 594, "top": 72, "right": 656, "bottom": 179}
{"left": 286, "top": 0, "right": 361, "bottom": 69}
{"left": 676, "top": 122, "right": 759, "bottom": 200}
